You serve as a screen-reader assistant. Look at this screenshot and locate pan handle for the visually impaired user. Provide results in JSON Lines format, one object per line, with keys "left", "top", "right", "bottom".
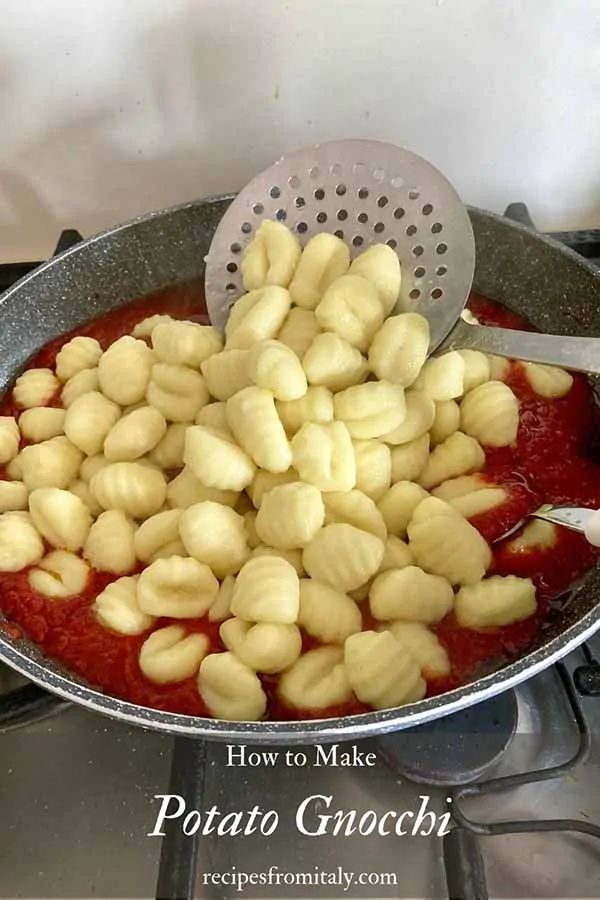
{"left": 441, "top": 317, "right": 600, "bottom": 375}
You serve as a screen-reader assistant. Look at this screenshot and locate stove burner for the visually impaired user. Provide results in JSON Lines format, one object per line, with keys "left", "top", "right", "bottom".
{"left": 376, "top": 690, "right": 518, "bottom": 786}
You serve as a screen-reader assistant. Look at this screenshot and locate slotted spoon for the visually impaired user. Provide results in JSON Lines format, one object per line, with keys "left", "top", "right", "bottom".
{"left": 205, "top": 140, "right": 600, "bottom": 374}
{"left": 496, "top": 504, "right": 600, "bottom": 546}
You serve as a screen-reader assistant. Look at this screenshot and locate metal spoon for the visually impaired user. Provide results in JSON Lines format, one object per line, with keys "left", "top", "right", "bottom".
{"left": 497, "top": 504, "right": 600, "bottom": 547}
{"left": 205, "top": 140, "right": 600, "bottom": 375}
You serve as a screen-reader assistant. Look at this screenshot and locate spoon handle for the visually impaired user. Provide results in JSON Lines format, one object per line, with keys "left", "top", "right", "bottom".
{"left": 441, "top": 318, "right": 600, "bottom": 375}
{"left": 532, "top": 505, "right": 600, "bottom": 547}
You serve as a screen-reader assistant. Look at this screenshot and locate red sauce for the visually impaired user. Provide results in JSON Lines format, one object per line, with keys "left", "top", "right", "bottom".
{"left": 0, "top": 284, "right": 598, "bottom": 721}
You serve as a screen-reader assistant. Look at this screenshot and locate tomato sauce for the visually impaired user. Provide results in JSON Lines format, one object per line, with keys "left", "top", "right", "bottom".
{"left": 0, "top": 283, "right": 598, "bottom": 721}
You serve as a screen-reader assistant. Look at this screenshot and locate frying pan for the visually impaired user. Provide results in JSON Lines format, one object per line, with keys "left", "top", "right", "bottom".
{"left": 0, "top": 196, "right": 599, "bottom": 743}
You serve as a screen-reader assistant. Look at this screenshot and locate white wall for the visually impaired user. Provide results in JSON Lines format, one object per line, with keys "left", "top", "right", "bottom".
{"left": 1, "top": 0, "right": 599, "bottom": 262}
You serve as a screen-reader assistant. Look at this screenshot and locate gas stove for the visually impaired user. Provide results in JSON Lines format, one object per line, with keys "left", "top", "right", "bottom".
{"left": 1, "top": 210, "right": 600, "bottom": 900}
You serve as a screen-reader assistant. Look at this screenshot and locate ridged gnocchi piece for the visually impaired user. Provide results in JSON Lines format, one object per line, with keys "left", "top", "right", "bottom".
{"left": 380, "top": 534, "right": 413, "bottom": 571}
{"left": 29, "top": 487, "right": 92, "bottom": 551}
{"left": 455, "top": 575, "right": 537, "bottom": 628}
{"left": 147, "top": 422, "right": 189, "bottom": 469}
{"left": 103, "top": 406, "right": 167, "bottom": 461}
{"left": 487, "top": 354, "right": 511, "bottom": 382}
{"left": 13, "top": 368, "right": 59, "bottom": 409}
{"left": 195, "top": 402, "right": 233, "bottom": 439}
{"left": 277, "top": 307, "right": 321, "bottom": 359}
{"left": 430, "top": 400, "right": 460, "bottom": 446}
{"left": 0, "top": 480, "right": 28, "bottom": 512}
{"left": 64, "top": 391, "right": 121, "bottom": 456}
{"left": 19, "top": 436, "right": 83, "bottom": 491}
{"left": 225, "top": 286, "right": 292, "bottom": 350}
{"left": 226, "top": 386, "right": 292, "bottom": 473}
{"left": 353, "top": 439, "right": 391, "bottom": 502}
{"left": 139, "top": 625, "right": 210, "bottom": 684}
{"left": 68, "top": 478, "right": 103, "bottom": 517}
{"left": 383, "top": 390, "right": 435, "bottom": 445}
{"left": 291, "top": 421, "right": 356, "bottom": 492}
{"left": 418, "top": 431, "right": 485, "bottom": 490}
{"left": 55, "top": 336, "right": 102, "bottom": 382}
{"left": 147, "top": 363, "right": 209, "bottom": 422}
{"left": 0, "top": 511, "right": 44, "bottom": 571}
{"left": 19, "top": 407, "right": 65, "bottom": 443}
{"left": 247, "top": 468, "right": 298, "bottom": 508}
{"left": 369, "top": 565, "right": 453, "bottom": 623}
{"left": 198, "top": 652, "right": 267, "bottom": 721}
{"left": 298, "top": 579, "right": 362, "bottom": 644}
{"left": 390, "top": 434, "right": 430, "bottom": 484}
{"left": 61, "top": 367, "right": 100, "bottom": 407}
{"left": 278, "top": 646, "right": 353, "bottom": 710}
{"left": 200, "top": 349, "right": 252, "bottom": 400}
{"left": 138, "top": 555, "right": 219, "bottom": 617}
{"left": 458, "top": 350, "right": 490, "bottom": 393}
{"left": 460, "top": 381, "right": 519, "bottom": 447}
{"left": 349, "top": 243, "right": 401, "bottom": 316}
{"left": 90, "top": 462, "right": 167, "bottom": 519}
{"left": 94, "top": 575, "right": 155, "bottom": 635}
{"left": 334, "top": 382, "right": 406, "bottom": 440}
{"left": 277, "top": 386, "right": 334, "bottom": 436}
{"left": 508, "top": 518, "right": 557, "bottom": 552}
{"left": 414, "top": 351, "right": 465, "bottom": 401}
{"left": 302, "top": 332, "right": 369, "bottom": 391}
{"left": 432, "top": 474, "right": 507, "bottom": 518}
{"left": 250, "top": 545, "right": 305, "bottom": 577}
{"left": 5, "top": 455, "right": 23, "bottom": 481}
{"left": 183, "top": 425, "right": 256, "bottom": 491}
{"left": 179, "top": 501, "right": 249, "bottom": 577}
{"left": 289, "top": 232, "right": 350, "bottom": 309}
{"left": 0, "top": 417, "right": 20, "bottom": 464}
{"left": 79, "top": 454, "right": 110, "bottom": 482}
{"left": 151, "top": 320, "right": 222, "bottom": 368}
{"left": 323, "top": 490, "right": 387, "bottom": 541}
{"left": 385, "top": 621, "right": 451, "bottom": 678}
{"left": 522, "top": 362, "right": 573, "bottom": 399}
{"left": 166, "top": 467, "right": 239, "bottom": 510}
{"left": 28, "top": 550, "right": 90, "bottom": 599}
{"left": 315, "top": 274, "right": 384, "bottom": 352}
{"left": 83, "top": 509, "right": 137, "bottom": 573}
{"left": 231, "top": 555, "right": 300, "bottom": 624}
{"left": 220, "top": 618, "right": 302, "bottom": 674}
{"left": 303, "top": 523, "right": 384, "bottom": 592}
{"left": 407, "top": 496, "right": 492, "bottom": 586}
{"left": 255, "top": 481, "right": 325, "bottom": 549}
{"left": 241, "top": 220, "right": 301, "bottom": 290}
{"left": 344, "top": 630, "right": 426, "bottom": 709}
{"left": 378, "top": 481, "right": 429, "bottom": 537}
{"left": 368, "top": 314, "right": 430, "bottom": 387}
{"left": 246, "top": 339, "right": 308, "bottom": 401}
{"left": 131, "top": 313, "right": 174, "bottom": 339}
{"left": 134, "top": 508, "right": 183, "bottom": 563}
{"left": 98, "top": 336, "right": 154, "bottom": 405}
{"left": 208, "top": 574, "right": 235, "bottom": 622}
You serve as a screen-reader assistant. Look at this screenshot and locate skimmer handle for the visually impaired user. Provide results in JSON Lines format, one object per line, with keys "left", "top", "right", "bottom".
{"left": 531, "top": 505, "right": 600, "bottom": 548}
{"left": 442, "top": 318, "right": 600, "bottom": 375}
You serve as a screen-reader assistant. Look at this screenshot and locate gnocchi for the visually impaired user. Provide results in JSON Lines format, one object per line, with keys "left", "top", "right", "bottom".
{"left": 0, "top": 417, "right": 20, "bottom": 464}
{"left": 225, "top": 286, "right": 291, "bottom": 350}
{"left": 91, "top": 462, "right": 167, "bottom": 519}
{"left": 255, "top": 481, "right": 325, "bottom": 549}
{"left": 166, "top": 467, "right": 239, "bottom": 510}
{"left": 195, "top": 402, "right": 233, "bottom": 439}
{"left": 134, "top": 508, "right": 184, "bottom": 563}
{"left": 64, "top": 391, "right": 121, "bottom": 456}
{"left": 18, "top": 407, "right": 65, "bottom": 443}
{"left": 277, "top": 307, "right": 321, "bottom": 358}
{"left": 522, "top": 362, "right": 573, "bottom": 399}
{"left": 415, "top": 351, "right": 465, "bottom": 402}
{"left": 246, "top": 339, "right": 307, "bottom": 401}
{"left": 378, "top": 481, "right": 428, "bottom": 537}
{"left": 390, "top": 434, "right": 430, "bottom": 484}
{"left": 460, "top": 381, "right": 519, "bottom": 447}
{"left": 369, "top": 565, "right": 454, "bottom": 623}
{"left": 84, "top": 509, "right": 137, "bottom": 574}
{"left": 302, "top": 332, "right": 369, "bottom": 391}
{"left": 94, "top": 575, "right": 155, "bottom": 635}
{"left": 344, "top": 630, "right": 426, "bottom": 709}
{"left": 291, "top": 421, "right": 356, "bottom": 492}
{"left": 226, "top": 387, "right": 292, "bottom": 474}
{"left": 384, "top": 621, "right": 451, "bottom": 679}
{"left": 28, "top": 550, "right": 89, "bottom": 599}
{"left": 418, "top": 431, "right": 485, "bottom": 490}
{"left": 429, "top": 400, "right": 460, "bottom": 446}
{"left": 61, "top": 367, "right": 100, "bottom": 407}
{"left": 383, "top": 389, "right": 435, "bottom": 445}
{"left": 247, "top": 467, "right": 298, "bottom": 508}
{"left": 323, "top": 489, "right": 387, "bottom": 541}
{"left": 200, "top": 349, "right": 252, "bottom": 400}
{"left": 139, "top": 625, "right": 210, "bottom": 685}
{"left": 208, "top": 574, "right": 235, "bottom": 623}
{"left": 230, "top": 555, "right": 300, "bottom": 624}
{"left": 55, "top": 336, "right": 102, "bottom": 382}
{"left": 334, "top": 381, "right": 406, "bottom": 440}
{"left": 348, "top": 243, "right": 401, "bottom": 317}
{"left": 179, "top": 501, "right": 250, "bottom": 577}
{"left": 198, "top": 652, "right": 267, "bottom": 721}
{"left": 151, "top": 320, "right": 222, "bottom": 368}
{"left": 302, "top": 523, "right": 384, "bottom": 592}
{"left": 13, "top": 368, "right": 59, "bottom": 409}
{"left": 458, "top": 349, "right": 490, "bottom": 393}
{"left": 19, "top": 436, "right": 83, "bottom": 492}
{"left": 183, "top": 425, "right": 255, "bottom": 491}
{"left": 432, "top": 474, "right": 507, "bottom": 518}
{"left": 368, "top": 314, "right": 430, "bottom": 386}
{"left": 455, "top": 575, "right": 536, "bottom": 628}
{"left": 147, "top": 363, "right": 209, "bottom": 422}
{"left": 220, "top": 618, "right": 302, "bottom": 674}
{"left": 279, "top": 646, "right": 353, "bottom": 710}
{"left": 276, "top": 386, "right": 334, "bottom": 436}
{"left": 315, "top": 274, "right": 384, "bottom": 352}
{"left": 137, "top": 555, "right": 219, "bottom": 618}
{"left": 298, "top": 579, "right": 362, "bottom": 644}
{"left": 148, "top": 422, "right": 189, "bottom": 469}
{"left": 289, "top": 232, "right": 350, "bottom": 309}
{"left": 29, "top": 487, "right": 92, "bottom": 551}
{"left": 98, "top": 336, "right": 154, "bottom": 405}
{"left": 353, "top": 439, "right": 391, "bottom": 502}
{"left": 0, "top": 511, "right": 44, "bottom": 571}
{"left": 241, "top": 219, "right": 301, "bottom": 291}
{"left": 103, "top": 406, "right": 167, "bottom": 461}
{"left": 0, "top": 480, "right": 28, "bottom": 512}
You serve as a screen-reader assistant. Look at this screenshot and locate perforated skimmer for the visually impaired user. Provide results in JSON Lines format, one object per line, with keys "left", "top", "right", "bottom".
{"left": 205, "top": 140, "right": 600, "bottom": 374}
